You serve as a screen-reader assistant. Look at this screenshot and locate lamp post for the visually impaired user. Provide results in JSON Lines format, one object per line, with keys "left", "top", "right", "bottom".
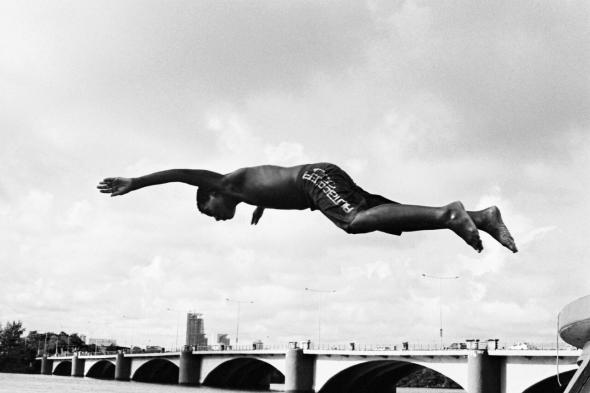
{"left": 226, "top": 298, "right": 254, "bottom": 346}
{"left": 122, "top": 315, "right": 139, "bottom": 353}
{"left": 165, "top": 308, "right": 181, "bottom": 351}
{"left": 421, "top": 274, "right": 460, "bottom": 349}
{"left": 305, "top": 287, "right": 336, "bottom": 349}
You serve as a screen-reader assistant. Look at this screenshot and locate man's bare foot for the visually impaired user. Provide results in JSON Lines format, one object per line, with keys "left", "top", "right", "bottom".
{"left": 478, "top": 206, "right": 518, "bottom": 253}
{"left": 444, "top": 201, "right": 483, "bottom": 252}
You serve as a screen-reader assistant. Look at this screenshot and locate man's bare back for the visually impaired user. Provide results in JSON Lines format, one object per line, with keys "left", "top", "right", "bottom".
{"left": 97, "top": 163, "right": 517, "bottom": 253}
{"left": 221, "top": 165, "right": 311, "bottom": 209}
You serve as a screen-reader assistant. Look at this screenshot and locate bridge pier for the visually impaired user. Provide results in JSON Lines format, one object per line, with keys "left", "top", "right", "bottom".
{"left": 285, "top": 348, "right": 315, "bottom": 393}
{"left": 40, "top": 354, "right": 53, "bottom": 375}
{"left": 115, "top": 351, "right": 131, "bottom": 381}
{"left": 179, "top": 348, "right": 201, "bottom": 385}
{"left": 467, "top": 350, "right": 501, "bottom": 393}
{"left": 71, "top": 353, "right": 85, "bottom": 377}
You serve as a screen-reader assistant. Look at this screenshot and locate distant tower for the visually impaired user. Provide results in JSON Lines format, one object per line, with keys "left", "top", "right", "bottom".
{"left": 185, "top": 313, "right": 208, "bottom": 348}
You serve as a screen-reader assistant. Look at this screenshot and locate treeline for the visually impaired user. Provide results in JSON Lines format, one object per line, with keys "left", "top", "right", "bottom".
{"left": 397, "top": 368, "right": 461, "bottom": 388}
{"left": 0, "top": 320, "right": 100, "bottom": 373}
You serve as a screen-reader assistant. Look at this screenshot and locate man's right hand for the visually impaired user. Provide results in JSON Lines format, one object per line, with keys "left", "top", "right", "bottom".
{"left": 97, "top": 177, "right": 134, "bottom": 196}
{"left": 251, "top": 206, "right": 265, "bottom": 225}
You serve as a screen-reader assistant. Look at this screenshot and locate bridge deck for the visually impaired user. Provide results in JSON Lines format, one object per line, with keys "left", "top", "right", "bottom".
{"left": 37, "top": 348, "right": 582, "bottom": 361}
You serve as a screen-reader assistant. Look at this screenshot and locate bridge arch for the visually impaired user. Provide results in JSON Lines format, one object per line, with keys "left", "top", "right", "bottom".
{"left": 86, "top": 360, "right": 116, "bottom": 379}
{"left": 132, "top": 358, "right": 179, "bottom": 384}
{"left": 522, "top": 369, "right": 576, "bottom": 393}
{"left": 318, "top": 360, "right": 463, "bottom": 393}
{"left": 52, "top": 360, "right": 72, "bottom": 376}
{"left": 502, "top": 355, "right": 579, "bottom": 393}
{"left": 203, "top": 357, "right": 285, "bottom": 390}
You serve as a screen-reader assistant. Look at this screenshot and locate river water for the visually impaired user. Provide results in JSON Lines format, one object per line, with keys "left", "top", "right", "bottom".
{"left": 0, "top": 373, "right": 267, "bottom": 393}
{"left": 0, "top": 373, "right": 463, "bottom": 392}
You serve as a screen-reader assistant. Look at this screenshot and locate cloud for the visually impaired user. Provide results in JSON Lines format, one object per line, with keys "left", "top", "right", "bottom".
{"left": 208, "top": 113, "right": 258, "bottom": 156}
{"left": 0, "top": 0, "right": 377, "bottom": 100}
{"left": 458, "top": 186, "right": 558, "bottom": 276}
{"left": 519, "top": 226, "right": 558, "bottom": 247}
{"left": 342, "top": 260, "right": 394, "bottom": 281}
{"left": 61, "top": 200, "right": 92, "bottom": 229}
{"left": 11, "top": 190, "right": 54, "bottom": 232}
{"left": 264, "top": 142, "right": 309, "bottom": 166}
{"left": 206, "top": 110, "right": 310, "bottom": 166}
{"left": 366, "top": 0, "right": 590, "bottom": 160}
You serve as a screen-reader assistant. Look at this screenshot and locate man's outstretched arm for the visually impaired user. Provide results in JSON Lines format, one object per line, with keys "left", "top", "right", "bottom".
{"left": 251, "top": 206, "right": 265, "bottom": 225}
{"left": 97, "top": 169, "right": 224, "bottom": 196}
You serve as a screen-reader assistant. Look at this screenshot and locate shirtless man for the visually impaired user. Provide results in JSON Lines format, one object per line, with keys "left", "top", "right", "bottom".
{"left": 97, "top": 163, "right": 517, "bottom": 253}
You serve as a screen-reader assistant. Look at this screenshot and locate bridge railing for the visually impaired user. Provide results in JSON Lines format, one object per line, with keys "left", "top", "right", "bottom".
{"left": 39, "top": 349, "right": 121, "bottom": 357}
{"left": 298, "top": 341, "right": 577, "bottom": 352}
{"left": 155, "top": 341, "right": 577, "bottom": 353}
{"left": 305, "top": 343, "right": 449, "bottom": 351}
{"left": 497, "top": 342, "right": 577, "bottom": 351}
{"left": 77, "top": 350, "right": 119, "bottom": 356}
{"left": 115, "top": 344, "right": 291, "bottom": 354}
{"left": 43, "top": 341, "right": 579, "bottom": 359}
{"left": 47, "top": 340, "right": 576, "bottom": 357}
{"left": 191, "top": 344, "right": 291, "bottom": 352}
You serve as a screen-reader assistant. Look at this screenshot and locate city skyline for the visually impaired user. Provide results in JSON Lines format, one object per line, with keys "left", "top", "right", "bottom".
{"left": 1, "top": 1, "right": 589, "bottom": 349}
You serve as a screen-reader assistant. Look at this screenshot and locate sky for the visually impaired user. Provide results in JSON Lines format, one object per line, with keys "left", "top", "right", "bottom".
{"left": 0, "top": 0, "right": 589, "bottom": 350}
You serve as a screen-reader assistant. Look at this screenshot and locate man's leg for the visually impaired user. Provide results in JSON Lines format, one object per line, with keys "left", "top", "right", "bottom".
{"left": 468, "top": 207, "right": 518, "bottom": 253}
{"left": 348, "top": 201, "right": 484, "bottom": 252}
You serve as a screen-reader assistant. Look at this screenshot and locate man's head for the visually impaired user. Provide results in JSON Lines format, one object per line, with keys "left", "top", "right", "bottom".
{"left": 196, "top": 188, "right": 236, "bottom": 221}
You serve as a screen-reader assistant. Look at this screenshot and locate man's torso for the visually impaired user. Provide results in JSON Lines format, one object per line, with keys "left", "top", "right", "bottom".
{"left": 220, "top": 163, "right": 397, "bottom": 230}
{"left": 222, "top": 164, "right": 310, "bottom": 209}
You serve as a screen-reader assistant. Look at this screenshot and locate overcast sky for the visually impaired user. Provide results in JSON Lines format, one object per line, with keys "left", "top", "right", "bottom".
{"left": 1, "top": 0, "right": 589, "bottom": 349}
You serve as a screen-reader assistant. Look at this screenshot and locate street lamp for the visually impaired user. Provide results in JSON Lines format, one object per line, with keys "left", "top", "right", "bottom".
{"left": 165, "top": 308, "right": 181, "bottom": 351}
{"left": 305, "top": 287, "right": 336, "bottom": 349}
{"left": 226, "top": 298, "right": 254, "bottom": 346}
{"left": 122, "top": 315, "right": 140, "bottom": 352}
{"left": 421, "top": 273, "right": 460, "bottom": 349}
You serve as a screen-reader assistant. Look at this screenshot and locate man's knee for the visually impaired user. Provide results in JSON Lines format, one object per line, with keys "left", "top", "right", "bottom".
{"left": 344, "top": 223, "right": 357, "bottom": 234}
{"left": 346, "top": 216, "right": 370, "bottom": 234}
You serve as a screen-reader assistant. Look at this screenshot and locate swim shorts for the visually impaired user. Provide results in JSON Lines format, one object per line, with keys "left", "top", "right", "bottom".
{"left": 297, "top": 163, "right": 400, "bottom": 234}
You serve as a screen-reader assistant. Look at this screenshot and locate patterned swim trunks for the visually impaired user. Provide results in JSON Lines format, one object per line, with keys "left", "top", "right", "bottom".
{"left": 297, "top": 163, "right": 400, "bottom": 234}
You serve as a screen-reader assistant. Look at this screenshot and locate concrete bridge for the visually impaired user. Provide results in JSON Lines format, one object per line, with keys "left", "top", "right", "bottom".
{"left": 37, "top": 346, "right": 583, "bottom": 393}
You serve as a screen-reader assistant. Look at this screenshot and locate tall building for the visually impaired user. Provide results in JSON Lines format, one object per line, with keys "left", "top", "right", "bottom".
{"left": 186, "top": 313, "right": 208, "bottom": 348}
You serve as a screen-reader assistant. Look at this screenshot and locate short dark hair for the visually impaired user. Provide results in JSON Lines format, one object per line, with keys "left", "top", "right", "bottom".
{"left": 196, "top": 187, "right": 212, "bottom": 213}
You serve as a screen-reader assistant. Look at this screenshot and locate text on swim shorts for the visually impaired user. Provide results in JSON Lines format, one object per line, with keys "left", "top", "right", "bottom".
{"left": 302, "top": 169, "right": 354, "bottom": 214}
